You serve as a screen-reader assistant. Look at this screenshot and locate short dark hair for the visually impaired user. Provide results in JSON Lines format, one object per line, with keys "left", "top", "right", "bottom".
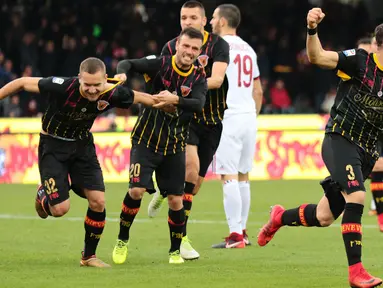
{"left": 357, "top": 37, "right": 372, "bottom": 47}
{"left": 179, "top": 27, "right": 204, "bottom": 42}
{"left": 217, "top": 4, "right": 241, "bottom": 29}
{"left": 182, "top": 1, "right": 205, "bottom": 15}
{"left": 79, "top": 57, "right": 106, "bottom": 74}
{"left": 375, "top": 23, "right": 383, "bottom": 47}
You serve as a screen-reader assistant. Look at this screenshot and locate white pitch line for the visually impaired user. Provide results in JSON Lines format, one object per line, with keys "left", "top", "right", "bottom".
{"left": 0, "top": 214, "right": 379, "bottom": 229}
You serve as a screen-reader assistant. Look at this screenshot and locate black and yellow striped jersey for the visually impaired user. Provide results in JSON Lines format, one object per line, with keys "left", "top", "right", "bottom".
{"left": 117, "top": 55, "right": 207, "bottom": 155}
{"left": 38, "top": 77, "right": 134, "bottom": 140}
{"left": 327, "top": 48, "right": 383, "bottom": 159}
{"left": 162, "top": 31, "right": 230, "bottom": 125}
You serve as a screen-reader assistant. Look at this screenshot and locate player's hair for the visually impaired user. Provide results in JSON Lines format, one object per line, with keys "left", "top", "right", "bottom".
{"left": 357, "top": 37, "right": 372, "bottom": 47}
{"left": 79, "top": 57, "right": 106, "bottom": 74}
{"left": 182, "top": 1, "right": 205, "bottom": 15}
{"left": 375, "top": 24, "right": 383, "bottom": 47}
{"left": 179, "top": 27, "right": 204, "bottom": 42}
{"left": 217, "top": 4, "right": 241, "bottom": 29}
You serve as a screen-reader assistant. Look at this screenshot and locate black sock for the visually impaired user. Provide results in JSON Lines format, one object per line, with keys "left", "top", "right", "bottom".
{"left": 341, "top": 203, "right": 363, "bottom": 266}
{"left": 83, "top": 208, "right": 106, "bottom": 258}
{"left": 183, "top": 182, "right": 195, "bottom": 236}
{"left": 118, "top": 192, "right": 141, "bottom": 241}
{"left": 281, "top": 204, "right": 322, "bottom": 227}
{"left": 371, "top": 172, "right": 383, "bottom": 215}
{"left": 168, "top": 208, "right": 185, "bottom": 253}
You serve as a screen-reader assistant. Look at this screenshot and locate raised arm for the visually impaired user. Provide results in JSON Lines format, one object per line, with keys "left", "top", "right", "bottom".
{"left": 306, "top": 8, "right": 339, "bottom": 69}
{"left": 0, "top": 77, "right": 41, "bottom": 100}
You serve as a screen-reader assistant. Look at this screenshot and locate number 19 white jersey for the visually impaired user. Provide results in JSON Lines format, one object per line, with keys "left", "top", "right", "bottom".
{"left": 222, "top": 35, "right": 260, "bottom": 116}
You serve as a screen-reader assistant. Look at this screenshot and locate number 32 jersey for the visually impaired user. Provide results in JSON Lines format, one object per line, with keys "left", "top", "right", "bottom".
{"left": 223, "top": 35, "right": 260, "bottom": 116}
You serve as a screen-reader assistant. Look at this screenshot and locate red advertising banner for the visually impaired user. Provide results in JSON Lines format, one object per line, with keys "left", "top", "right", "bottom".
{"left": 0, "top": 131, "right": 328, "bottom": 184}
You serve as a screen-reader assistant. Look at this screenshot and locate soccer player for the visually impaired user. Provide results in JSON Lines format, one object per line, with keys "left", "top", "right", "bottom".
{"left": 257, "top": 8, "right": 383, "bottom": 287}
{"left": 208, "top": 4, "right": 262, "bottom": 248}
{"left": 356, "top": 36, "right": 383, "bottom": 226}
{"left": 111, "top": 27, "right": 207, "bottom": 264}
{"left": 147, "top": 0, "right": 230, "bottom": 260}
{"left": 0, "top": 57, "right": 163, "bottom": 267}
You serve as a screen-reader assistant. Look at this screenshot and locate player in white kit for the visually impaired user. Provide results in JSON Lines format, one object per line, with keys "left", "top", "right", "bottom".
{"left": 210, "top": 4, "right": 263, "bottom": 248}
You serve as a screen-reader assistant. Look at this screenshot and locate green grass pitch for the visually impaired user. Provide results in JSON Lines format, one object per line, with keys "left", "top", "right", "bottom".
{"left": 0, "top": 180, "right": 382, "bottom": 287}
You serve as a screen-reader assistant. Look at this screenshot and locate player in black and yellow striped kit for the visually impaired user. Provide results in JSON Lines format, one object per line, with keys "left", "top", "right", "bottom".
{"left": 147, "top": 0, "right": 230, "bottom": 260}
{"left": 258, "top": 8, "right": 383, "bottom": 287}
{"left": 112, "top": 27, "right": 207, "bottom": 264}
{"left": 0, "top": 57, "right": 159, "bottom": 267}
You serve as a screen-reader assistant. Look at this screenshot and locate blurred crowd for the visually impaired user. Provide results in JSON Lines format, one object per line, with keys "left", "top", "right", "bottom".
{"left": 0, "top": 0, "right": 378, "bottom": 117}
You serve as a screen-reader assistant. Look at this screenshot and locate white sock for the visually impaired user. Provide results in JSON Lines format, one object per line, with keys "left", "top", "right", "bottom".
{"left": 371, "top": 198, "right": 376, "bottom": 210}
{"left": 223, "top": 180, "right": 242, "bottom": 235}
{"left": 239, "top": 181, "right": 251, "bottom": 231}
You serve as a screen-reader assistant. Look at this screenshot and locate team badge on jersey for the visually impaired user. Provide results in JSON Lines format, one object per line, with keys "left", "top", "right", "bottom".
{"left": 342, "top": 49, "right": 356, "bottom": 57}
{"left": 180, "top": 86, "right": 191, "bottom": 97}
{"left": 197, "top": 55, "right": 209, "bottom": 68}
{"left": 97, "top": 100, "right": 110, "bottom": 111}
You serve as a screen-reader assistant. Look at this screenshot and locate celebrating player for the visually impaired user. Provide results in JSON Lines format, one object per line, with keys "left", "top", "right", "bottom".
{"left": 209, "top": 4, "right": 263, "bottom": 249}
{"left": 0, "top": 57, "right": 163, "bottom": 267}
{"left": 258, "top": 8, "right": 383, "bottom": 287}
{"left": 111, "top": 27, "right": 207, "bottom": 264}
{"left": 147, "top": 0, "right": 229, "bottom": 260}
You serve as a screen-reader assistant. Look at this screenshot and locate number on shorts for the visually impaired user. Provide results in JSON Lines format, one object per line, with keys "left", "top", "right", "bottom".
{"left": 346, "top": 165, "right": 355, "bottom": 180}
{"left": 129, "top": 164, "right": 141, "bottom": 179}
{"left": 44, "top": 178, "right": 58, "bottom": 194}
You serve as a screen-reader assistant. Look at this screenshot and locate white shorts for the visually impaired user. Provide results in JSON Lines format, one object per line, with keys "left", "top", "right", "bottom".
{"left": 215, "top": 113, "right": 257, "bottom": 175}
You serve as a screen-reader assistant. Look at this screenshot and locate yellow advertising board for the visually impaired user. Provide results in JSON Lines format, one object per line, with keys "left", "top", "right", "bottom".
{"left": 0, "top": 131, "right": 328, "bottom": 184}
{"left": 0, "top": 114, "right": 330, "bottom": 134}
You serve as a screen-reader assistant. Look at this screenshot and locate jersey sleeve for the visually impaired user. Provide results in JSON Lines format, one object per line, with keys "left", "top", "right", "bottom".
{"left": 117, "top": 56, "right": 162, "bottom": 76}
{"left": 109, "top": 85, "right": 135, "bottom": 109}
{"left": 38, "top": 77, "right": 74, "bottom": 95}
{"left": 212, "top": 37, "right": 230, "bottom": 64}
{"left": 335, "top": 48, "right": 365, "bottom": 79}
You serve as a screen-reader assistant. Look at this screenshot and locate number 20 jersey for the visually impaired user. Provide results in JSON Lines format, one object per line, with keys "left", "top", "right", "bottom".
{"left": 222, "top": 35, "right": 260, "bottom": 116}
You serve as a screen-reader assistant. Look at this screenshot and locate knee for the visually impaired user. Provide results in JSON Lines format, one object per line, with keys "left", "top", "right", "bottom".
{"left": 50, "top": 202, "right": 70, "bottom": 217}
{"left": 168, "top": 195, "right": 183, "bottom": 210}
{"left": 129, "top": 188, "right": 145, "bottom": 200}
{"left": 316, "top": 211, "right": 334, "bottom": 227}
{"left": 88, "top": 196, "right": 105, "bottom": 212}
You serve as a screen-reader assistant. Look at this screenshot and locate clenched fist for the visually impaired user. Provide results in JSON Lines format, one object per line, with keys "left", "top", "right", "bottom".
{"left": 307, "top": 8, "right": 325, "bottom": 29}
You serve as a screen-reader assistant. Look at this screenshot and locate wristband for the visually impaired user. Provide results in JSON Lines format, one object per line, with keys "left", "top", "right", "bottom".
{"left": 307, "top": 27, "right": 317, "bottom": 35}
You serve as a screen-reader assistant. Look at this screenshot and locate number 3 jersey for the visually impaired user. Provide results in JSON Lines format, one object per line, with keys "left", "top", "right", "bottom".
{"left": 327, "top": 48, "right": 383, "bottom": 158}
{"left": 222, "top": 35, "right": 260, "bottom": 116}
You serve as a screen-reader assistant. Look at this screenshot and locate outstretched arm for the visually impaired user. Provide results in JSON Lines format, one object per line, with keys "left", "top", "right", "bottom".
{"left": 306, "top": 8, "right": 339, "bottom": 69}
{"left": 132, "top": 90, "right": 156, "bottom": 107}
{"left": 0, "top": 77, "right": 41, "bottom": 100}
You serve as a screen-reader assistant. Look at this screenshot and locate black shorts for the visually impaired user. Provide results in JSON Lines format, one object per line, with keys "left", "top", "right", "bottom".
{"left": 321, "top": 133, "right": 375, "bottom": 194}
{"left": 38, "top": 134, "right": 105, "bottom": 206}
{"left": 187, "top": 119, "right": 223, "bottom": 177}
{"left": 129, "top": 142, "right": 185, "bottom": 195}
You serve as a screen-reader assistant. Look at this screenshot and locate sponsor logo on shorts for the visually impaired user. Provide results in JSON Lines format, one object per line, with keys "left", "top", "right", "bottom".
{"left": 347, "top": 180, "right": 360, "bottom": 188}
